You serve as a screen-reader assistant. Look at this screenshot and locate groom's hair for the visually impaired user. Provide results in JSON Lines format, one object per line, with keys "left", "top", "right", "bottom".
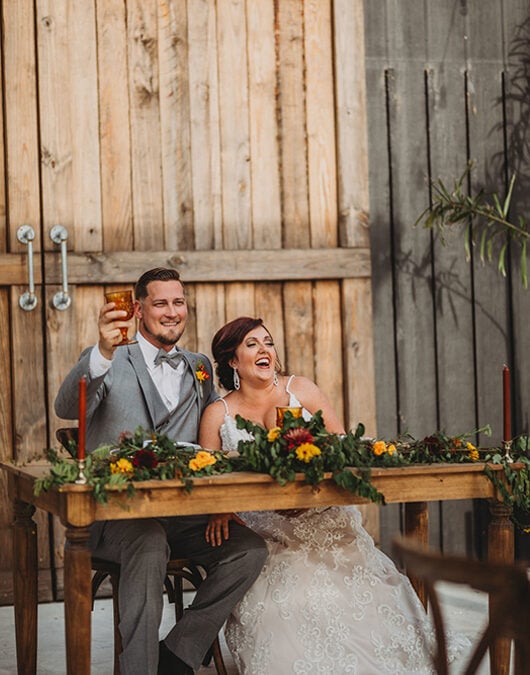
{"left": 212, "top": 316, "right": 267, "bottom": 391}
{"left": 134, "top": 268, "right": 183, "bottom": 300}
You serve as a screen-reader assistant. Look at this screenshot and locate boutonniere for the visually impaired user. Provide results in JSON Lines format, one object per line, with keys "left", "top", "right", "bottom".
{"left": 195, "top": 360, "right": 210, "bottom": 397}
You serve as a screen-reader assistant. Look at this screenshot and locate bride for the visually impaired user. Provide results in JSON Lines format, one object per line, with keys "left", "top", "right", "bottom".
{"left": 198, "top": 316, "right": 467, "bottom": 674}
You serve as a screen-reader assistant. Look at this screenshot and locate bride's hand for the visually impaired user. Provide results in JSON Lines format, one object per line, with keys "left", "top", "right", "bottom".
{"left": 205, "top": 513, "right": 246, "bottom": 546}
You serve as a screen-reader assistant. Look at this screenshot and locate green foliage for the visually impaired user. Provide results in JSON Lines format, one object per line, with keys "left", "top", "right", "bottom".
{"left": 33, "top": 420, "right": 530, "bottom": 531}
{"left": 415, "top": 161, "right": 530, "bottom": 288}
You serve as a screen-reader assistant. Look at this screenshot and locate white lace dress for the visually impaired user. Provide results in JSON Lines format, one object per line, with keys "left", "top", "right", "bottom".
{"left": 220, "top": 384, "right": 468, "bottom": 674}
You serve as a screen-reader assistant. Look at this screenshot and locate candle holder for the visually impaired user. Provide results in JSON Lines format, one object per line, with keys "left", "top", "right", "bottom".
{"left": 502, "top": 439, "right": 513, "bottom": 464}
{"left": 75, "top": 458, "right": 88, "bottom": 485}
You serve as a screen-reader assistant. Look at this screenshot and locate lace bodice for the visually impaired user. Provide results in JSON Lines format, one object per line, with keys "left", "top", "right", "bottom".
{"left": 219, "top": 375, "right": 311, "bottom": 452}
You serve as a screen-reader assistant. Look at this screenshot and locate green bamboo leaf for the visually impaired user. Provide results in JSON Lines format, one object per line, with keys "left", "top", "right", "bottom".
{"left": 498, "top": 242, "right": 507, "bottom": 277}
{"left": 503, "top": 173, "right": 516, "bottom": 217}
{"left": 522, "top": 239, "right": 528, "bottom": 289}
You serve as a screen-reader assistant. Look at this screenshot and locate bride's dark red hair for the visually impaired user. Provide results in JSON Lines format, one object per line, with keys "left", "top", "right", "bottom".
{"left": 212, "top": 317, "right": 272, "bottom": 390}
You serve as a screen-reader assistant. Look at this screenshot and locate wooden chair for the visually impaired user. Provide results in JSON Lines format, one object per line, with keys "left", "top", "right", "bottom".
{"left": 392, "top": 536, "right": 530, "bottom": 675}
{"left": 56, "top": 429, "right": 228, "bottom": 675}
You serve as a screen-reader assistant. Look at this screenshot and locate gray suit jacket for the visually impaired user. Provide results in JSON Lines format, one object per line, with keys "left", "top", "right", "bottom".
{"left": 54, "top": 342, "right": 219, "bottom": 452}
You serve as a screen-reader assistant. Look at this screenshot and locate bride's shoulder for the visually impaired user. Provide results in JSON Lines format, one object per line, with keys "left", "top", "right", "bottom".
{"left": 201, "top": 397, "right": 229, "bottom": 422}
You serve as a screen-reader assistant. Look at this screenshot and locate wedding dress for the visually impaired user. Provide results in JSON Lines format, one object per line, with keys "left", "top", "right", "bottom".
{"left": 220, "top": 377, "right": 468, "bottom": 674}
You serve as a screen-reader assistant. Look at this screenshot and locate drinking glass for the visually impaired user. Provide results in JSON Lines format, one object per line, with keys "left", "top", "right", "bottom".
{"left": 104, "top": 289, "right": 138, "bottom": 345}
{"left": 276, "top": 406, "right": 303, "bottom": 427}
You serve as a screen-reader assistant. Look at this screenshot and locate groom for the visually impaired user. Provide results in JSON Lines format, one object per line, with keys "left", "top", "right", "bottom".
{"left": 55, "top": 267, "right": 267, "bottom": 675}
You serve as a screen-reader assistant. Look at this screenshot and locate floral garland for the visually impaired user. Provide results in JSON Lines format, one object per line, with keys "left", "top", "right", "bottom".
{"left": 34, "top": 414, "right": 530, "bottom": 529}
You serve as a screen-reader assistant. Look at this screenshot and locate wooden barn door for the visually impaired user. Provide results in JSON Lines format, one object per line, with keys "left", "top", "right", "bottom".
{"left": 0, "top": 0, "right": 375, "bottom": 604}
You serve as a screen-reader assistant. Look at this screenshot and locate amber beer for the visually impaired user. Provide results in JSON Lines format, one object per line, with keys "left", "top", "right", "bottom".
{"left": 276, "top": 406, "right": 303, "bottom": 427}
{"left": 104, "top": 289, "right": 138, "bottom": 345}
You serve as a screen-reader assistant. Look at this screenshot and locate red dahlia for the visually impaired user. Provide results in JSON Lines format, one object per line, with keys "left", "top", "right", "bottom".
{"left": 283, "top": 428, "right": 315, "bottom": 450}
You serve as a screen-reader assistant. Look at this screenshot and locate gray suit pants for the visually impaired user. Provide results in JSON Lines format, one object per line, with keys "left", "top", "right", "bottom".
{"left": 92, "top": 515, "right": 267, "bottom": 675}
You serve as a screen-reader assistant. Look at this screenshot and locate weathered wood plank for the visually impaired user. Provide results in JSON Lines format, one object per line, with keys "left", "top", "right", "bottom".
{"left": 225, "top": 283, "right": 255, "bottom": 322}
{"left": 247, "top": 0, "right": 282, "bottom": 249}
{"left": 158, "top": 0, "right": 194, "bottom": 250}
{"left": 503, "top": 3, "right": 530, "bottom": 442}
{"left": 217, "top": 0, "right": 251, "bottom": 248}
{"left": 333, "top": 0, "right": 370, "bottom": 248}
{"left": 188, "top": 0, "right": 222, "bottom": 250}
{"left": 278, "top": 0, "right": 310, "bottom": 247}
{"left": 425, "top": 0, "right": 476, "bottom": 556}
{"left": 193, "top": 282, "right": 226, "bottom": 363}
{"left": 305, "top": 0, "right": 337, "bottom": 248}
{"left": 313, "top": 281, "right": 344, "bottom": 423}
{"left": 66, "top": 1, "right": 102, "bottom": 252}
{"left": 96, "top": 0, "right": 133, "bottom": 250}
{"left": 283, "top": 282, "right": 315, "bottom": 380}
{"left": 4, "top": 0, "right": 41, "bottom": 248}
{"left": 466, "top": 1, "right": 508, "bottom": 448}
{"left": 41, "top": 247, "right": 371, "bottom": 284}
{"left": 127, "top": 1, "right": 164, "bottom": 250}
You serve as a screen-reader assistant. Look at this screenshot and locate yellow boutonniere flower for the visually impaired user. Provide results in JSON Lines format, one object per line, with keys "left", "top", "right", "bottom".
{"left": 195, "top": 361, "right": 210, "bottom": 383}
{"left": 295, "top": 442, "right": 321, "bottom": 463}
{"left": 110, "top": 458, "right": 133, "bottom": 475}
{"left": 189, "top": 450, "right": 217, "bottom": 472}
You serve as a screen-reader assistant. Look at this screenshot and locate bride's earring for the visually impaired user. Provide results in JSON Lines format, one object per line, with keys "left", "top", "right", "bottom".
{"left": 233, "top": 367, "right": 240, "bottom": 390}
{"left": 273, "top": 372, "right": 279, "bottom": 387}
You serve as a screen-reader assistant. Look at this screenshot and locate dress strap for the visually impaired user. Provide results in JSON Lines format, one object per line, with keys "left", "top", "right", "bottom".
{"left": 285, "top": 374, "right": 296, "bottom": 395}
{"left": 220, "top": 397, "right": 230, "bottom": 415}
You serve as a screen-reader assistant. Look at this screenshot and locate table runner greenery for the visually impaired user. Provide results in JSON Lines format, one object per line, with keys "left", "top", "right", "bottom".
{"left": 33, "top": 411, "right": 530, "bottom": 531}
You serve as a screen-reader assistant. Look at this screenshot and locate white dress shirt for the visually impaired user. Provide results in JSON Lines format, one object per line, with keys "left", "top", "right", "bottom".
{"left": 89, "top": 332, "right": 185, "bottom": 410}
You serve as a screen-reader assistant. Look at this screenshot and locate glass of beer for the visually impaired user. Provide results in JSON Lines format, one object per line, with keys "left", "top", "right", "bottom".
{"left": 276, "top": 406, "right": 303, "bottom": 427}
{"left": 104, "top": 289, "right": 138, "bottom": 345}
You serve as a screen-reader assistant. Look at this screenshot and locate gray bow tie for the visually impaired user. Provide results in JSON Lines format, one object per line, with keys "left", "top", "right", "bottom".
{"left": 154, "top": 349, "right": 183, "bottom": 369}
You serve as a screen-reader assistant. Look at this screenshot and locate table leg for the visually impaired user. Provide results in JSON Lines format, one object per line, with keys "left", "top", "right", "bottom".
{"left": 13, "top": 499, "right": 38, "bottom": 675}
{"left": 487, "top": 499, "right": 514, "bottom": 675}
{"left": 404, "top": 501, "right": 429, "bottom": 607}
{"left": 64, "top": 526, "right": 92, "bottom": 675}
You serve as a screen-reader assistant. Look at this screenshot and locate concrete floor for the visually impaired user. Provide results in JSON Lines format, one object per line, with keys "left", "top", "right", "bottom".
{"left": 0, "top": 584, "right": 494, "bottom": 674}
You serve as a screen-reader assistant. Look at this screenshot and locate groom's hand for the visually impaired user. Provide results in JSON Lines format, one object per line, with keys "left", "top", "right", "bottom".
{"left": 205, "top": 513, "right": 246, "bottom": 546}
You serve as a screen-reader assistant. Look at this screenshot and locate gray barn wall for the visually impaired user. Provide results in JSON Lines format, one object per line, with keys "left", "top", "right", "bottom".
{"left": 365, "top": 0, "right": 530, "bottom": 559}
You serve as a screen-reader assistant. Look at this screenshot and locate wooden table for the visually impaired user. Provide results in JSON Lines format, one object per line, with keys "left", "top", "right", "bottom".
{"left": 2, "top": 461, "right": 514, "bottom": 675}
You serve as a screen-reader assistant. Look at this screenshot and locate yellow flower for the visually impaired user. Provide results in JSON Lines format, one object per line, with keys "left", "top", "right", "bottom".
{"left": 189, "top": 450, "right": 217, "bottom": 472}
{"left": 387, "top": 443, "right": 397, "bottom": 456}
{"left": 195, "top": 361, "right": 210, "bottom": 382}
{"left": 267, "top": 427, "right": 281, "bottom": 442}
{"left": 373, "top": 441, "right": 387, "bottom": 456}
{"left": 467, "top": 447, "right": 479, "bottom": 461}
{"left": 295, "top": 442, "right": 321, "bottom": 463}
{"left": 466, "top": 442, "right": 476, "bottom": 451}
{"left": 110, "top": 458, "right": 133, "bottom": 474}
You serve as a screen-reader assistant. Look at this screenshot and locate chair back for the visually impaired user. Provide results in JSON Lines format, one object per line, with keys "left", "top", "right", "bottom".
{"left": 56, "top": 427, "right": 79, "bottom": 456}
{"left": 392, "top": 536, "right": 530, "bottom": 675}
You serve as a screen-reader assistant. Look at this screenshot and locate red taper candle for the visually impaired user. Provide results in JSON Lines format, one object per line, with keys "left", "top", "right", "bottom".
{"left": 503, "top": 365, "right": 511, "bottom": 442}
{"left": 78, "top": 376, "right": 87, "bottom": 460}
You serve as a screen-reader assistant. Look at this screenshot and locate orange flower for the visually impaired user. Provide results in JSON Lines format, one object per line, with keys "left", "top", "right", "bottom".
{"left": 189, "top": 450, "right": 217, "bottom": 472}
{"left": 373, "top": 441, "right": 387, "bottom": 456}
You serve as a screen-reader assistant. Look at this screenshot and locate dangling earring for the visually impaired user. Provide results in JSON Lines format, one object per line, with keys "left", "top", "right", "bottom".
{"left": 233, "top": 367, "right": 240, "bottom": 390}
{"left": 273, "top": 372, "right": 279, "bottom": 387}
